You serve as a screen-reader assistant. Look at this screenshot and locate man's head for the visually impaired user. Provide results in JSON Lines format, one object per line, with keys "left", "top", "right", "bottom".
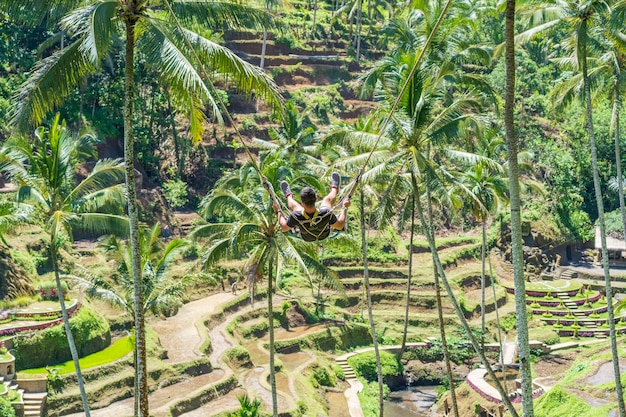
{"left": 300, "top": 187, "right": 317, "bottom": 206}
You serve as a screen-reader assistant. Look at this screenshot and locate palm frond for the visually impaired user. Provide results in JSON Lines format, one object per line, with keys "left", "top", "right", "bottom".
{"left": 11, "top": 39, "right": 96, "bottom": 132}
{"left": 73, "top": 213, "right": 130, "bottom": 238}
{"left": 67, "top": 158, "right": 125, "bottom": 202}
{"left": 61, "top": 1, "right": 118, "bottom": 64}
{"left": 170, "top": 0, "right": 286, "bottom": 33}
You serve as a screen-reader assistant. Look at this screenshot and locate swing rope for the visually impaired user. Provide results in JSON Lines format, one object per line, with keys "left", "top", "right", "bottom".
{"left": 162, "top": 0, "right": 452, "bottom": 239}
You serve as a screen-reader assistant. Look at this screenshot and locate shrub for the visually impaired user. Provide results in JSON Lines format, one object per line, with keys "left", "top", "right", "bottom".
{"left": 347, "top": 350, "right": 402, "bottom": 382}
{"left": 0, "top": 397, "right": 15, "bottom": 417}
{"left": 310, "top": 363, "right": 336, "bottom": 387}
{"left": 14, "top": 307, "right": 111, "bottom": 369}
{"left": 162, "top": 179, "right": 188, "bottom": 209}
{"left": 331, "top": 364, "right": 345, "bottom": 381}
{"left": 240, "top": 116, "right": 259, "bottom": 132}
{"left": 46, "top": 367, "right": 64, "bottom": 394}
{"left": 10, "top": 250, "right": 37, "bottom": 276}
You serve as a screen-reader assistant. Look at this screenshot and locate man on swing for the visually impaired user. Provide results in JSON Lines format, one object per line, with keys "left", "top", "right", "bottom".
{"left": 274, "top": 172, "right": 350, "bottom": 242}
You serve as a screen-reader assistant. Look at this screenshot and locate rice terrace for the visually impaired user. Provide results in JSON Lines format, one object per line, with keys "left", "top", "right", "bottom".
{"left": 0, "top": 1, "right": 626, "bottom": 417}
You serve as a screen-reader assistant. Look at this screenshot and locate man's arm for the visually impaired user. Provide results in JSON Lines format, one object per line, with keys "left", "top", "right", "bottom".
{"left": 277, "top": 211, "right": 292, "bottom": 232}
{"left": 331, "top": 200, "right": 350, "bottom": 230}
{"left": 273, "top": 202, "right": 292, "bottom": 232}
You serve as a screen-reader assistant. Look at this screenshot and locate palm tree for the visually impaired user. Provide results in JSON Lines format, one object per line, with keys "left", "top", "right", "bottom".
{"left": 0, "top": 115, "right": 126, "bottom": 417}
{"left": 352, "top": 11, "right": 520, "bottom": 413}
{"left": 520, "top": 2, "right": 624, "bottom": 414}
{"left": 458, "top": 154, "right": 508, "bottom": 348}
{"left": 192, "top": 170, "right": 340, "bottom": 417}
{"left": 77, "top": 223, "right": 191, "bottom": 320}
{"left": 1, "top": 2, "right": 285, "bottom": 414}
{"left": 253, "top": 100, "right": 324, "bottom": 173}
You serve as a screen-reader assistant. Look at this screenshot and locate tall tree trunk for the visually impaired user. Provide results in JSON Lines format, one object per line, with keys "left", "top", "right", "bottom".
{"left": 124, "top": 16, "right": 149, "bottom": 417}
{"left": 613, "top": 77, "right": 626, "bottom": 250}
{"left": 311, "top": 0, "right": 319, "bottom": 37}
{"left": 423, "top": 181, "right": 458, "bottom": 417}
{"left": 400, "top": 190, "right": 415, "bottom": 354}
{"left": 360, "top": 190, "right": 384, "bottom": 417}
{"left": 268, "top": 255, "right": 278, "bottom": 417}
{"left": 166, "top": 95, "right": 185, "bottom": 177}
{"left": 434, "top": 267, "right": 459, "bottom": 417}
{"left": 489, "top": 251, "right": 507, "bottom": 395}
{"left": 355, "top": 0, "right": 362, "bottom": 62}
{"left": 260, "top": 30, "right": 268, "bottom": 70}
{"left": 51, "top": 241, "right": 91, "bottom": 417}
{"left": 504, "top": 0, "right": 533, "bottom": 414}
{"left": 414, "top": 194, "right": 519, "bottom": 417}
{"left": 583, "top": 29, "right": 626, "bottom": 417}
{"left": 481, "top": 220, "right": 487, "bottom": 350}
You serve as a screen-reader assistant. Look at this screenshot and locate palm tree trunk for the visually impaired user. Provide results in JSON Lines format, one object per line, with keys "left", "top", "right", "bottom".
{"left": 489, "top": 252, "right": 507, "bottom": 395}
{"left": 355, "top": 0, "right": 362, "bottom": 62}
{"left": 582, "top": 30, "right": 626, "bottom": 417}
{"left": 613, "top": 79, "right": 626, "bottom": 249}
{"left": 268, "top": 254, "right": 278, "bottom": 417}
{"left": 423, "top": 182, "right": 458, "bottom": 417}
{"left": 260, "top": 30, "right": 268, "bottom": 70}
{"left": 311, "top": 0, "right": 318, "bottom": 37}
{"left": 481, "top": 220, "right": 487, "bottom": 350}
{"left": 51, "top": 241, "right": 91, "bottom": 417}
{"left": 124, "top": 15, "right": 149, "bottom": 417}
{"left": 504, "top": 0, "right": 533, "bottom": 414}
{"left": 400, "top": 191, "right": 415, "bottom": 354}
{"left": 414, "top": 193, "right": 519, "bottom": 417}
{"left": 434, "top": 267, "right": 459, "bottom": 417}
{"left": 360, "top": 190, "right": 384, "bottom": 417}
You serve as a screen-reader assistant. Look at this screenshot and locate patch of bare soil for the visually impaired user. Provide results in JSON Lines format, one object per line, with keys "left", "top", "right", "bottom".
{"left": 535, "top": 351, "right": 576, "bottom": 378}
{"left": 177, "top": 388, "right": 247, "bottom": 417}
{"left": 325, "top": 385, "right": 352, "bottom": 417}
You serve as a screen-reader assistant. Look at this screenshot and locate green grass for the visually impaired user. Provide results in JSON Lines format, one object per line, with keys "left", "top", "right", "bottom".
{"left": 20, "top": 336, "right": 132, "bottom": 375}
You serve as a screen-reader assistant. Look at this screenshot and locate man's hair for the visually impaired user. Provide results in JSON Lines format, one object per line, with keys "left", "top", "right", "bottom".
{"left": 300, "top": 187, "right": 317, "bottom": 205}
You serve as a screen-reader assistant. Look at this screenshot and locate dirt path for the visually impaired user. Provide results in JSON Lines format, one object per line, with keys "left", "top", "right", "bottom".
{"left": 62, "top": 371, "right": 226, "bottom": 417}
{"left": 152, "top": 292, "right": 237, "bottom": 363}
{"left": 61, "top": 291, "right": 342, "bottom": 417}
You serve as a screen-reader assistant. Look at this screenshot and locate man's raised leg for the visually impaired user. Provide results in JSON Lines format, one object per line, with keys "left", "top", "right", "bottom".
{"left": 281, "top": 181, "right": 303, "bottom": 211}
{"left": 321, "top": 172, "right": 340, "bottom": 207}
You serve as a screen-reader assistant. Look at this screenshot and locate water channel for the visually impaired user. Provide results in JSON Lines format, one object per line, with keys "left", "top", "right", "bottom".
{"left": 383, "top": 385, "right": 438, "bottom": 417}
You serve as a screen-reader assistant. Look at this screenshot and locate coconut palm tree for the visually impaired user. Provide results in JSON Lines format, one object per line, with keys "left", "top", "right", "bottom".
{"left": 0, "top": 2, "right": 285, "bottom": 414}
{"left": 458, "top": 155, "right": 508, "bottom": 347}
{"left": 192, "top": 169, "right": 341, "bottom": 417}
{"left": 519, "top": 2, "right": 623, "bottom": 414}
{"left": 353, "top": 17, "right": 521, "bottom": 413}
{"left": 76, "top": 223, "right": 191, "bottom": 320}
{"left": 0, "top": 115, "right": 126, "bottom": 417}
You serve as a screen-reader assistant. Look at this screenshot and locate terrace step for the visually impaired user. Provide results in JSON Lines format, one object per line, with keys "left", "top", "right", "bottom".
{"left": 560, "top": 269, "right": 578, "bottom": 279}
{"left": 22, "top": 392, "right": 47, "bottom": 417}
